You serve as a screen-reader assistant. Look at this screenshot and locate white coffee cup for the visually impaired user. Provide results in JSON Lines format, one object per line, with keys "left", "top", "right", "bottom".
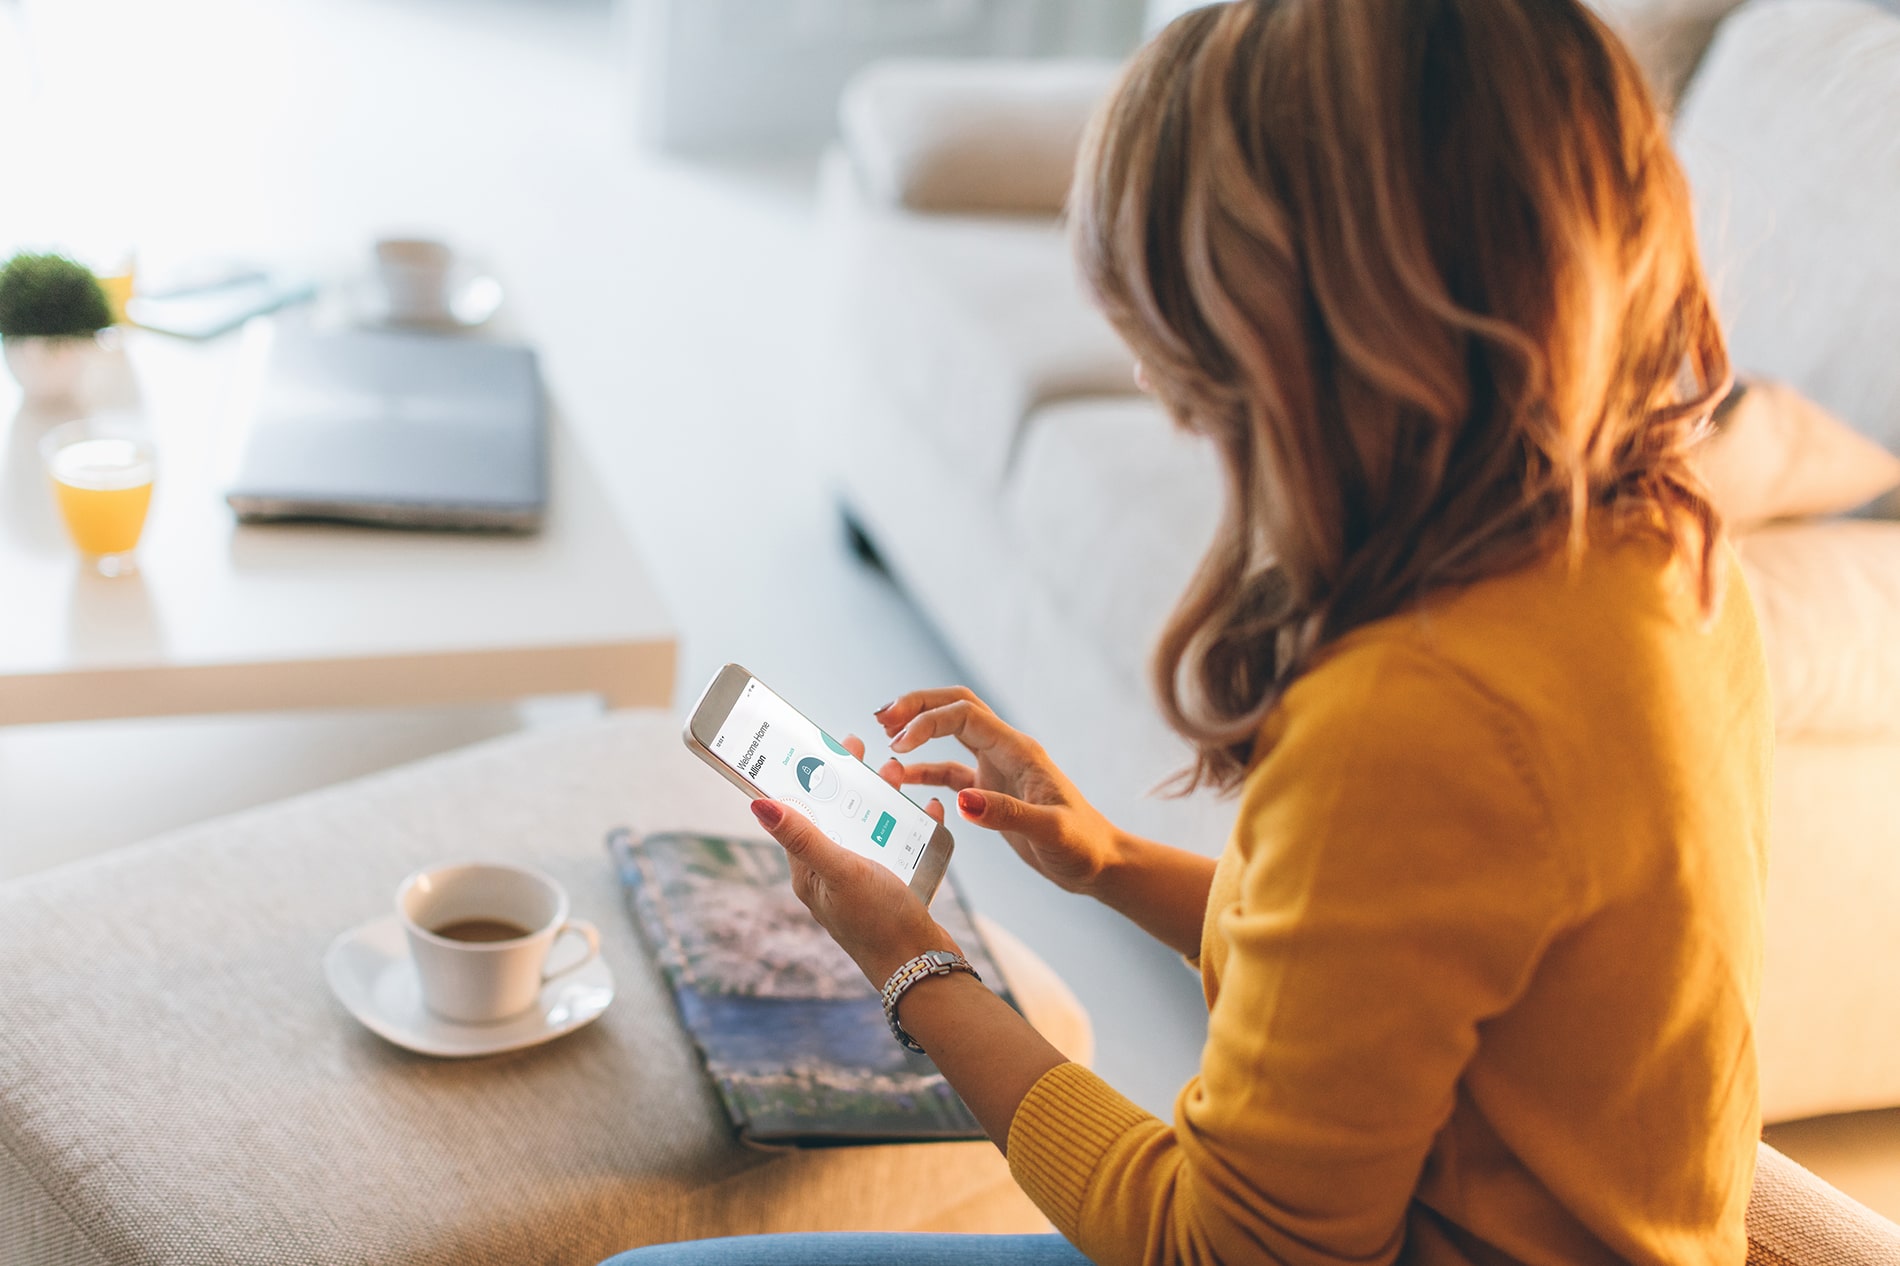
{"left": 374, "top": 237, "right": 454, "bottom": 323}
{"left": 397, "top": 862, "right": 601, "bottom": 1024}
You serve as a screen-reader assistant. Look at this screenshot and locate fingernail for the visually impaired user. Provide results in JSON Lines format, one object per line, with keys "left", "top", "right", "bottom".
{"left": 957, "top": 789, "right": 985, "bottom": 817}
{"left": 751, "top": 800, "right": 783, "bottom": 829}
{"left": 874, "top": 700, "right": 895, "bottom": 717}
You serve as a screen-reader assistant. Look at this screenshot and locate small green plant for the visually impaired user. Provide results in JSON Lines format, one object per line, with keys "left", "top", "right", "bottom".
{"left": 0, "top": 253, "right": 112, "bottom": 339}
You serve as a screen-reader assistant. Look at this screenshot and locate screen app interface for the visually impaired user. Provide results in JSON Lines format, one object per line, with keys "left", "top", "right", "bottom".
{"left": 711, "top": 676, "right": 933, "bottom": 880}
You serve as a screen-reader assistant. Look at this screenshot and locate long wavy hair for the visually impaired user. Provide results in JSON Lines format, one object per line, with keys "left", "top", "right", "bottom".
{"left": 1072, "top": 0, "right": 1730, "bottom": 793}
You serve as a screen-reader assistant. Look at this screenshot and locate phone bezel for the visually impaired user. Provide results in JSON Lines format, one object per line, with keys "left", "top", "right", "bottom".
{"left": 682, "top": 662, "right": 955, "bottom": 906}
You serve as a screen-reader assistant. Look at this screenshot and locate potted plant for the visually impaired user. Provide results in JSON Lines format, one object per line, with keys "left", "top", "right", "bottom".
{"left": 0, "top": 252, "right": 114, "bottom": 404}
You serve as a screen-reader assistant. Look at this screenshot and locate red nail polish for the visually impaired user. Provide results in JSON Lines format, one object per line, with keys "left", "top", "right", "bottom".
{"left": 958, "top": 789, "right": 985, "bottom": 817}
{"left": 751, "top": 800, "right": 783, "bottom": 828}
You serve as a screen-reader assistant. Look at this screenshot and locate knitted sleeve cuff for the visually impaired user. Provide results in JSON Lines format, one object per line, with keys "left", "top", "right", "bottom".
{"left": 1006, "top": 1061, "right": 1161, "bottom": 1240}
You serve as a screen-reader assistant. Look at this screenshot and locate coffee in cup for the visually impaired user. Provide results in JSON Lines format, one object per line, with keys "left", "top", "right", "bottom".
{"left": 433, "top": 918, "right": 533, "bottom": 943}
{"left": 397, "top": 862, "right": 600, "bottom": 1023}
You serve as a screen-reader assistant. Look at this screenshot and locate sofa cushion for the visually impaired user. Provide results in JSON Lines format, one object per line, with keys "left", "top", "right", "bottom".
{"left": 1002, "top": 396, "right": 1222, "bottom": 688}
{"left": 1738, "top": 521, "right": 1900, "bottom": 741}
{"left": 1675, "top": 0, "right": 1900, "bottom": 452}
{"left": 1586, "top": 0, "right": 1751, "bottom": 103}
{"left": 1697, "top": 379, "right": 1900, "bottom": 527}
{"left": 997, "top": 398, "right": 1900, "bottom": 745}
{"left": 1755, "top": 734, "right": 1900, "bottom": 1121}
{"left": 829, "top": 159, "right": 1139, "bottom": 487}
{"left": 839, "top": 59, "right": 1118, "bottom": 216}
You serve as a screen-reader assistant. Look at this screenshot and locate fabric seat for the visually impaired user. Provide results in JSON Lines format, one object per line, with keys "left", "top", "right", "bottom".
{"left": 829, "top": 186, "right": 1136, "bottom": 489}
{"left": 1747, "top": 1142, "right": 1900, "bottom": 1264}
{"left": 1002, "top": 395, "right": 1221, "bottom": 689}
{"left": 1738, "top": 522, "right": 1900, "bottom": 742}
{"left": 0, "top": 713, "right": 1090, "bottom": 1266}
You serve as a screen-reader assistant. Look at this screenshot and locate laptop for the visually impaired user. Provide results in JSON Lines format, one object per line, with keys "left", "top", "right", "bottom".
{"left": 226, "top": 329, "right": 547, "bottom": 532}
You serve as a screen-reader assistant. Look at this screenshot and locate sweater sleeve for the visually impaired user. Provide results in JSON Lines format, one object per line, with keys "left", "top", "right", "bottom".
{"left": 1006, "top": 642, "right": 1573, "bottom": 1266}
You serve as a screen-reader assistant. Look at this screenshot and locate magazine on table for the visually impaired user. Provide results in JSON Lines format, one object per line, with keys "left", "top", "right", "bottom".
{"left": 608, "top": 827, "right": 1018, "bottom": 1147}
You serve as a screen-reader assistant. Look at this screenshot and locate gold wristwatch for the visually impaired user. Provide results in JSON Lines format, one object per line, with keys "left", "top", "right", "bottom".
{"left": 879, "top": 949, "right": 981, "bottom": 1053}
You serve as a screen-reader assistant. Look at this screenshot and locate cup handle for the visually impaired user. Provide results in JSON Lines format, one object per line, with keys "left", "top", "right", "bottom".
{"left": 542, "top": 919, "right": 601, "bottom": 983}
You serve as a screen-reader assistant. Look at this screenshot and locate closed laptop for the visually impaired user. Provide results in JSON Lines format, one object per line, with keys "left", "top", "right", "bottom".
{"left": 226, "top": 329, "right": 547, "bottom": 532}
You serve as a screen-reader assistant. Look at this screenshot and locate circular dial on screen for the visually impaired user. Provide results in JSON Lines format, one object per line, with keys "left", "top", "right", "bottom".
{"left": 796, "top": 756, "right": 840, "bottom": 800}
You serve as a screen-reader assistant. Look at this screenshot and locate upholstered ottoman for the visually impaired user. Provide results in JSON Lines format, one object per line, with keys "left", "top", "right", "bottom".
{"left": 0, "top": 713, "right": 1090, "bottom": 1266}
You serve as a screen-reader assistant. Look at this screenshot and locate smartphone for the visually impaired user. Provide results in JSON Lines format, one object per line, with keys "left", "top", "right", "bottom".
{"left": 684, "top": 663, "right": 954, "bottom": 905}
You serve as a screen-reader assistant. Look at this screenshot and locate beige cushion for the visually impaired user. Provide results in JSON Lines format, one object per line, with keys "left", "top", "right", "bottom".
{"left": 1738, "top": 521, "right": 1900, "bottom": 742}
{"left": 0, "top": 713, "right": 1089, "bottom": 1266}
{"left": 1698, "top": 381, "right": 1900, "bottom": 528}
{"left": 1586, "top": 0, "right": 1751, "bottom": 104}
{"left": 839, "top": 59, "right": 1118, "bottom": 216}
{"left": 1002, "top": 396, "right": 1220, "bottom": 690}
{"left": 828, "top": 168, "right": 1138, "bottom": 487}
{"left": 1758, "top": 735, "right": 1900, "bottom": 1122}
{"left": 1676, "top": 0, "right": 1900, "bottom": 452}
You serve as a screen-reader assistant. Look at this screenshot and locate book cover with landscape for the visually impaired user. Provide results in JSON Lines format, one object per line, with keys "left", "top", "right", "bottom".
{"left": 608, "top": 827, "right": 1016, "bottom": 1146}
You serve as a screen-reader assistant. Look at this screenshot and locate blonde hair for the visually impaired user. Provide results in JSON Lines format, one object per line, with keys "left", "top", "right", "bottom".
{"left": 1072, "top": 0, "right": 1730, "bottom": 793}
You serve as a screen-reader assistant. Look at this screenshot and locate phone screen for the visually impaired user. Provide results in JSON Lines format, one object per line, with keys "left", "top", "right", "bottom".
{"left": 709, "top": 676, "right": 935, "bottom": 881}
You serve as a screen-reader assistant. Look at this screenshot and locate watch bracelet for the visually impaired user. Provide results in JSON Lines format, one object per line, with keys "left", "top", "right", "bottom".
{"left": 879, "top": 950, "right": 981, "bottom": 1053}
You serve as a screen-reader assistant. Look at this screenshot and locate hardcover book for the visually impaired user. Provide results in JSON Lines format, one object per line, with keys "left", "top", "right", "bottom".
{"left": 608, "top": 827, "right": 1015, "bottom": 1146}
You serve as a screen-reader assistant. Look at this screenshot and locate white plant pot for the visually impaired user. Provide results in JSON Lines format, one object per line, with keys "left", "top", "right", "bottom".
{"left": 4, "top": 334, "right": 99, "bottom": 405}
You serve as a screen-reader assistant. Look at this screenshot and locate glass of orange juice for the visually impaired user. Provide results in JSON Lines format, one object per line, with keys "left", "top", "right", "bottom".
{"left": 90, "top": 249, "right": 136, "bottom": 326}
{"left": 40, "top": 417, "right": 156, "bottom": 578}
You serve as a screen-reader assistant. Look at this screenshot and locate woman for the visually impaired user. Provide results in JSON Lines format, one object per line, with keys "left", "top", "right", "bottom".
{"left": 609, "top": 0, "right": 1770, "bottom": 1261}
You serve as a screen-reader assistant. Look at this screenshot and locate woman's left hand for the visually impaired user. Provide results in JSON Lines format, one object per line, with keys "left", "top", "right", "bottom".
{"left": 749, "top": 735, "right": 961, "bottom": 987}
{"left": 752, "top": 737, "right": 1067, "bottom": 1151}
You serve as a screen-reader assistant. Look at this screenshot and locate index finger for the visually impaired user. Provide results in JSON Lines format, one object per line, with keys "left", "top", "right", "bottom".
{"left": 890, "top": 698, "right": 1019, "bottom": 757}
{"left": 875, "top": 686, "right": 988, "bottom": 735}
{"left": 880, "top": 758, "right": 978, "bottom": 793}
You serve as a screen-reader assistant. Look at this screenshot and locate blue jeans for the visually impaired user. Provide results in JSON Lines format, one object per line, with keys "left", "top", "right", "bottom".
{"left": 601, "top": 1233, "right": 1092, "bottom": 1265}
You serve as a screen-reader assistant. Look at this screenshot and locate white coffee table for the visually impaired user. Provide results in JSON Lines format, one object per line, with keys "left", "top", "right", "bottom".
{"left": 0, "top": 317, "right": 676, "bottom": 725}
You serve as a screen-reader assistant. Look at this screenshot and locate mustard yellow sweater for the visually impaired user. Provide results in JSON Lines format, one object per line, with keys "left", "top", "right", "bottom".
{"left": 1007, "top": 532, "right": 1772, "bottom": 1266}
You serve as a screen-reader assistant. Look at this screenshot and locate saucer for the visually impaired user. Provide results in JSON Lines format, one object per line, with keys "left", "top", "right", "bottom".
{"left": 324, "top": 915, "right": 613, "bottom": 1058}
{"left": 354, "top": 271, "right": 504, "bottom": 331}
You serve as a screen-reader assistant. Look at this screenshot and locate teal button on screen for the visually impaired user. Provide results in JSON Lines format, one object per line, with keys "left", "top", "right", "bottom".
{"left": 871, "top": 812, "right": 896, "bottom": 847}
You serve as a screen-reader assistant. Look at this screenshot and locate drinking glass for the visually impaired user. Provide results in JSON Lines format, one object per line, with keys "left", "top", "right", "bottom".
{"left": 90, "top": 249, "right": 136, "bottom": 326}
{"left": 40, "top": 417, "right": 156, "bottom": 578}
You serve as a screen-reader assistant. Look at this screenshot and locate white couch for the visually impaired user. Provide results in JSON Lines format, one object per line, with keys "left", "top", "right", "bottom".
{"left": 819, "top": 0, "right": 1900, "bottom": 1125}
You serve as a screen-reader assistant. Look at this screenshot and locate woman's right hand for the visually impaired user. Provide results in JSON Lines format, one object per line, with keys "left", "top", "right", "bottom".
{"left": 874, "top": 687, "right": 1130, "bottom": 896}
